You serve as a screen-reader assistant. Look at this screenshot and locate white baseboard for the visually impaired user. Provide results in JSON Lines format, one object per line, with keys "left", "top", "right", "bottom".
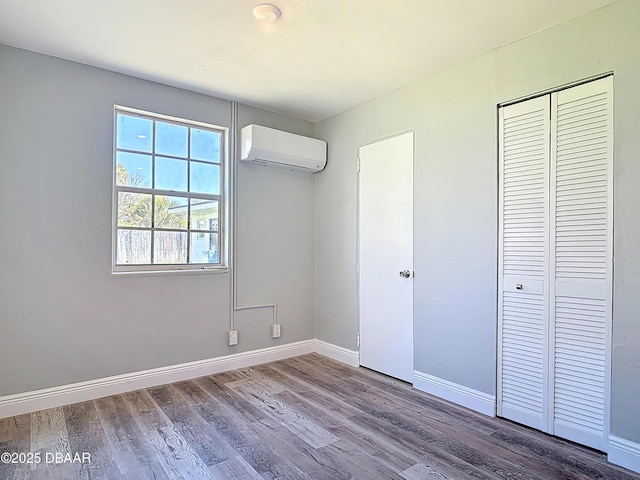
{"left": 609, "top": 435, "right": 640, "bottom": 474}
{"left": 413, "top": 370, "right": 496, "bottom": 417}
{"left": 315, "top": 340, "right": 360, "bottom": 367}
{"left": 0, "top": 340, "right": 315, "bottom": 419}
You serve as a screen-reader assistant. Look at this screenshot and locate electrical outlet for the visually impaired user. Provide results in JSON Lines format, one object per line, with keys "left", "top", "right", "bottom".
{"left": 356, "top": 332, "right": 360, "bottom": 348}
{"left": 271, "top": 323, "right": 281, "bottom": 338}
{"left": 228, "top": 330, "right": 238, "bottom": 346}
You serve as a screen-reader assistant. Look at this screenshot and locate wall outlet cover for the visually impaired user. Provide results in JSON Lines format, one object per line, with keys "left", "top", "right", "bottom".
{"left": 271, "top": 324, "right": 281, "bottom": 338}
{"left": 228, "top": 330, "right": 238, "bottom": 346}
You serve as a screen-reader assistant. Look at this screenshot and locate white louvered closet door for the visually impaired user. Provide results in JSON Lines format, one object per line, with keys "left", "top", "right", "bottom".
{"left": 498, "top": 76, "right": 612, "bottom": 451}
{"left": 498, "top": 96, "right": 551, "bottom": 432}
{"left": 550, "top": 77, "right": 613, "bottom": 451}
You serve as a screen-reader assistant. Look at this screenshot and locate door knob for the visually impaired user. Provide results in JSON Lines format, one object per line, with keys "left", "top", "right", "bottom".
{"left": 399, "top": 270, "right": 411, "bottom": 278}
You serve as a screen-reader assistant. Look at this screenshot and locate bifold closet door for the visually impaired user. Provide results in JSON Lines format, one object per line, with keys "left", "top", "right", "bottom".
{"left": 498, "top": 95, "right": 551, "bottom": 432}
{"left": 498, "top": 76, "right": 612, "bottom": 451}
{"left": 550, "top": 77, "right": 613, "bottom": 451}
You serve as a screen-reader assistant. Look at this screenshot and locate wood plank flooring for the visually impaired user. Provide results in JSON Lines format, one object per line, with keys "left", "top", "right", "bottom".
{"left": 1, "top": 354, "right": 638, "bottom": 479}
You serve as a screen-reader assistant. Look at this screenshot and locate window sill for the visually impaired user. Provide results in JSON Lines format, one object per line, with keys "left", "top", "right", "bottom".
{"left": 112, "top": 266, "right": 229, "bottom": 277}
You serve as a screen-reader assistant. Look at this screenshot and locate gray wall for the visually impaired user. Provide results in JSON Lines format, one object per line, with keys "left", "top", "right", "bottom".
{"left": 235, "top": 104, "right": 316, "bottom": 350}
{"left": 0, "top": 44, "right": 315, "bottom": 396}
{"left": 315, "top": 0, "right": 640, "bottom": 443}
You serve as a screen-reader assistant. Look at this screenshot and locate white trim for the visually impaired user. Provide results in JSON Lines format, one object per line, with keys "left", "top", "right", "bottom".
{"left": 413, "top": 370, "right": 496, "bottom": 417}
{"left": 315, "top": 340, "right": 360, "bottom": 367}
{"left": 609, "top": 436, "right": 640, "bottom": 474}
{"left": 0, "top": 340, "right": 315, "bottom": 419}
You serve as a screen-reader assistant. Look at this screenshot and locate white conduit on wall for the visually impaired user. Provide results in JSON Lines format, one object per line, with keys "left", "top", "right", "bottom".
{"left": 228, "top": 101, "right": 277, "bottom": 333}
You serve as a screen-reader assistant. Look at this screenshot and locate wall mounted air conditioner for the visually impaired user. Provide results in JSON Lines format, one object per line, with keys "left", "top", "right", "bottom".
{"left": 240, "top": 124, "right": 327, "bottom": 173}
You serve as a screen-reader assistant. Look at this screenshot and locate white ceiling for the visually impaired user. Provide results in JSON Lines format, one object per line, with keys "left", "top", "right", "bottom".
{"left": 0, "top": 0, "right": 616, "bottom": 122}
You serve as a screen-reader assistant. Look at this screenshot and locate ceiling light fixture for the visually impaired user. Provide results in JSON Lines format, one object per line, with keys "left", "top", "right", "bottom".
{"left": 253, "top": 4, "right": 281, "bottom": 23}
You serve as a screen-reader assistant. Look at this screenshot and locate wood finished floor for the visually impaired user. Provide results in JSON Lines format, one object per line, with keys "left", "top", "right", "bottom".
{"left": 1, "top": 354, "right": 638, "bottom": 480}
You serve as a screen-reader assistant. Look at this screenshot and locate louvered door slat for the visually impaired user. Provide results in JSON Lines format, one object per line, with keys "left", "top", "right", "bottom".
{"left": 551, "top": 77, "right": 612, "bottom": 452}
{"left": 498, "top": 96, "right": 549, "bottom": 431}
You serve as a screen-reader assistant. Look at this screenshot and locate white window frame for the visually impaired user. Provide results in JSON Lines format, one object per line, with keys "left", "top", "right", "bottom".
{"left": 112, "top": 105, "right": 228, "bottom": 274}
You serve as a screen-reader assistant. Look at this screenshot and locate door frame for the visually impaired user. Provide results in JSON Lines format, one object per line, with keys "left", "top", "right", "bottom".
{"left": 356, "top": 130, "right": 415, "bottom": 381}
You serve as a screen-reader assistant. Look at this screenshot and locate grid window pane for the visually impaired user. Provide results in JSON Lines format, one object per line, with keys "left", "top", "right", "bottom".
{"left": 116, "top": 114, "right": 152, "bottom": 152}
{"left": 190, "top": 199, "right": 218, "bottom": 230}
{"left": 154, "top": 231, "right": 187, "bottom": 264}
{"left": 155, "top": 196, "right": 188, "bottom": 229}
{"left": 114, "top": 107, "right": 224, "bottom": 270}
{"left": 117, "top": 192, "right": 152, "bottom": 227}
{"left": 190, "top": 162, "right": 219, "bottom": 195}
{"left": 190, "top": 233, "right": 218, "bottom": 264}
{"left": 155, "top": 157, "right": 187, "bottom": 192}
{"left": 190, "top": 128, "right": 220, "bottom": 162}
{"left": 116, "top": 152, "right": 152, "bottom": 187}
{"left": 155, "top": 121, "right": 188, "bottom": 157}
{"left": 117, "top": 229, "right": 151, "bottom": 264}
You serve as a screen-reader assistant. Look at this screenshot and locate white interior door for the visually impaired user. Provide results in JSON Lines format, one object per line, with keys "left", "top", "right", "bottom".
{"left": 550, "top": 77, "right": 613, "bottom": 451}
{"left": 358, "top": 132, "right": 414, "bottom": 383}
{"left": 497, "top": 95, "right": 551, "bottom": 432}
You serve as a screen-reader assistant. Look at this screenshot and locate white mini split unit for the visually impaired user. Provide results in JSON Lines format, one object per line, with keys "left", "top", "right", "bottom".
{"left": 240, "top": 124, "right": 327, "bottom": 173}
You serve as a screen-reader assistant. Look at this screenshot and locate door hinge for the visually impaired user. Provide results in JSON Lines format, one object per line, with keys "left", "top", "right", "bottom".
{"left": 357, "top": 158, "right": 361, "bottom": 173}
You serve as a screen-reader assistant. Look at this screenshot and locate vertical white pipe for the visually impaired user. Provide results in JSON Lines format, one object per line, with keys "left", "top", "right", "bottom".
{"left": 229, "top": 101, "right": 238, "bottom": 330}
